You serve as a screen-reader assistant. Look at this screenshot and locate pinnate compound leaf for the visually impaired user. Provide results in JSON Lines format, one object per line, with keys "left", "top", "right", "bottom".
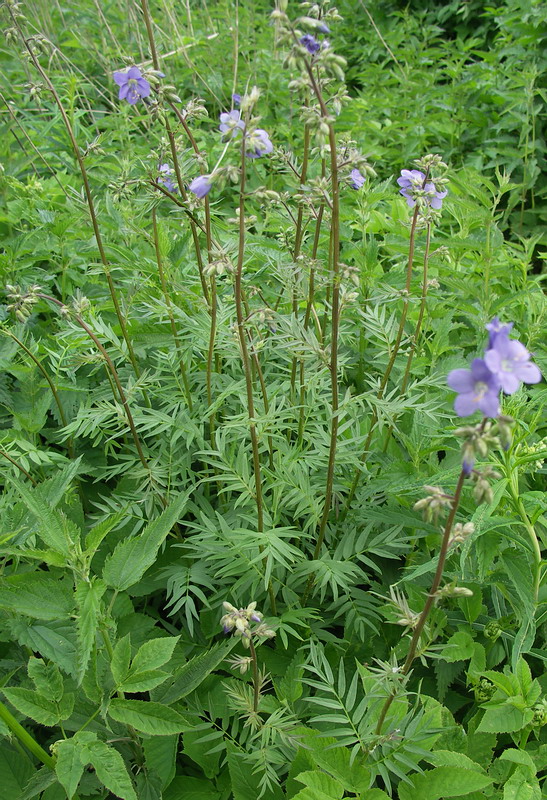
{"left": 108, "top": 699, "right": 194, "bottom": 735}
{"left": 3, "top": 688, "right": 60, "bottom": 726}
{"left": 397, "top": 766, "right": 493, "bottom": 800}
{"left": 226, "top": 742, "right": 284, "bottom": 800}
{"left": 102, "top": 490, "right": 190, "bottom": 591}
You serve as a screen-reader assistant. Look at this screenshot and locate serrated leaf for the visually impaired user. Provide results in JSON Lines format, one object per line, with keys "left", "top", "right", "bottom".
{"left": 111, "top": 634, "right": 131, "bottom": 687}
{"left": 118, "top": 669, "right": 169, "bottom": 693}
{"left": 0, "top": 573, "right": 73, "bottom": 621}
{"left": 398, "top": 766, "right": 493, "bottom": 800}
{"left": 18, "top": 765, "right": 57, "bottom": 799}
{"left": 102, "top": 490, "right": 190, "bottom": 590}
{"left": 80, "top": 739, "right": 137, "bottom": 800}
{"left": 108, "top": 699, "right": 194, "bottom": 735}
{"left": 7, "top": 477, "right": 74, "bottom": 556}
{"left": 154, "top": 639, "right": 236, "bottom": 705}
{"left": 28, "top": 657, "right": 63, "bottom": 702}
{"left": 130, "top": 637, "right": 179, "bottom": 674}
{"left": 55, "top": 738, "right": 85, "bottom": 799}
{"left": 295, "top": 771, "right": 344, "bottom": 798}
{"left": 3, "top": 688, "right": 60, "bottom": 726}
{"left": 74, "top": 577, "right": 106, "bottom": 684}
{"left": 85, "top": 509, "right": 126, "bottom": 555}
{"left": 477, "top": 704, "right": 533, "bottom": 733}
{"left": 143, "top": 734, "right": 178, "bottom": 790}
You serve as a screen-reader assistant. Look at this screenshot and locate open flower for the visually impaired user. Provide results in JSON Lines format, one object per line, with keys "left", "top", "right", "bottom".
{"left": 350, "top": 168, "right": 365, "bottom": 189}
{"left": 219, "top": 110, "right": 245, "bottom": 138}
{"left": 397, "top": 169, "right": 447, "bottom": 210}
{"left": 189, "top": 174, "right": 212, "bottom": 198}
{"left": 158, "top": 163, "right": 176, "bottom": 193}
{"left": 300, "top": 34, "right": 320, "bottom": 53}
{"left": 447, "top": 358, "right": 501, "bottom": 418}
{"left": 246, "top": 129, "right": 273, "bottom": 159}
{"left": 113, "top": 66, "right": 151, "bottom": 105}
{"left": 485, "top": 336, "right": 541, "bottom": 394}
{"left": 485, "top": 317, "right": 514, "bottom": 348}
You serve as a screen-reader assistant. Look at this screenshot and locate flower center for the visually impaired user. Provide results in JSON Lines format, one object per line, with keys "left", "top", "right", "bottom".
{"left": 473, "top": 381, "right": 488, "bottom": 400}
{"left": 501, "top": 359, "right": 512, "bottom": 372}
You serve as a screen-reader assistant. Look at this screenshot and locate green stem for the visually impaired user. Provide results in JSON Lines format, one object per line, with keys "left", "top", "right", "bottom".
{"left": 0, "top": 449, "right": 37, "bottom": 485}
{"left": 11, "top": 13, "right": 145, "bottom": 399}
{"left": 151, "top": 208, "right": 193, "bottom": 410}
{"left": 0, "top": 698, "right": 55, "bottom": 768}
{"left": 375, "top": 467, "right": 467, "bottom": 734}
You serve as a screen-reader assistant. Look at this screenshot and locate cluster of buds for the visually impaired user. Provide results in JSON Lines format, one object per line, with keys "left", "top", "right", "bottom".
{"left": 471, "top": 465, "right": 502, "bottom": 505}
{"left": 434, "top": 583, "right": 474, "bottom": 600}
{"left": 220, "top": 601, "right": 275, "bottom": 648}
{"left": 22, "top": 33, "right": 52, "bottom": 59}
{"left": 387, "top": 586, "right": 420, "bottom": 630}
{"left": 182, "top": 97, "right": 208, "bottom": 121}
{"left": 449, "top": 521, "right": 475, "bottom": 547}
{"left": 532, "top": 699, "right": 547, "bottom": 727}
{"left": 413, "top": 485, "right": 453, "bottom": 524}
{"left": 483, "top": 620, "right": 502, "bottom": 641}
{"left": 474, "top": 678, "right": 495, "bottom": 703}
{"left": 518, "top": 437, "right": 547, "bottom": 472}
{"left": 454, "top": 420, "right": 501, "bottom": 475}
{"left": 6, "top": 284, "right": 41, "bottom": 322}
{"left": 203, "top": 253, "right": 233, "bottom": 279}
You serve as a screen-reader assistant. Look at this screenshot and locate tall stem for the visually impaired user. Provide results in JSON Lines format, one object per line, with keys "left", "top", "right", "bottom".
{"left": 0, "top": 699, "right": 55, "bottom": 768}
{"left": 11, "top": 13, "right": 144, "bottom": 395}
{"left": 375, "top": 467, "right": 467, "bottom": 734}
{"left": 0, "top": 449, "right": 37, "bottom": 485}
{"left": 344, "top": 204, "right": 422, "bottom": 513}
{"left": 151, "top": 208, "right": 193, "bottom": 410}
{"left": 297, "top": 61, "right": 340, "bottom": 599}
{"left": 234, "top": 129, "right": 276, "bottom": 614}
{"left": 37, "top": 295, "right": 150, "bottom": 474}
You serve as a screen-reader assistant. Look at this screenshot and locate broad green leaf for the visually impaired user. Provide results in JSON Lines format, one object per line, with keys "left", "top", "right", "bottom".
{"left": 143, "top": 734, "right": 178, "bottom": 790}
{"left": 18, "top": 766, "right": 57, "bottom": 800}
{"left": 295, "top": 771, "right": 344, "bottom": 798}
{"left": 163, "top": 776, "right": 220, "bottom": 800}
{"left": 154, "top": 639, "right": 236, "bottom": 705}
{"left": 102, "top": 490, "right": 190, "bottom": 591}
{"left": 442, "top": 631, "right": 476, "bottom": 662}
{"left": 130, "top": 636, "right": 179, "bottom": 673}
{"left": 0, "top": 573, "right": 73, "bottom": 621}
{"left": 502, "top": 767, "right": 541, "bottom": 800}
{"left": 7, "top": 477, "right": 74, "bottom": 556}
{"left": 80, "top": 739, "right": 137, "bottom": 800}
{"left": 118, "top": 669, "right": 169, "bottom": 693}
{"left": 0, "top": 745, "right": 34, "bottom": 796}
{"left": 477, "top": 704, "right": 533, "bottom": 733}
{"left": 108, "top": 699, "right": 194, "bottom": 735}
{"left": 110, "top": 633, "right": 131, "bottom": 686}
{"left": 28, "top": 657, "right": 63, "bottom": 702}
{"left": 398, "top": 766, "right": 493, "bottom": 800}
{"left": 361, "top": 793, "right": 391, "bottom": 800}
{"left": 296, "top": 730, "right": 370, "bottom": 794}
{"left": 3, "top": 688, "right": 60, "bottom": 726}
{"left": 499, "top": 749, "right": 536, "bottom": 772}
{"left": 54, "top": 738, "right": 85, "bottom": 799}
{"left": 8, "top": 619, "right": 78, "bottom": 678}
{"left": 74, "top": 577, "right": 106, "bottom": 684}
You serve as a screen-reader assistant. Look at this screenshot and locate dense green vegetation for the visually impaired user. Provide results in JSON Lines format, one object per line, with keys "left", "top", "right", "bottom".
{"left": 0, "top": 0, "right": 546, "bottom": 798}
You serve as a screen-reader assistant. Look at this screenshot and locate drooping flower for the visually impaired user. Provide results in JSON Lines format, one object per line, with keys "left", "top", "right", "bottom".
{"left": 447, "top": 358, "right": 501, "bottom": 418}
{"left": 350, "top": 168, "right": 365, "bottom": 190}
{"left": 484, "top": 336, "right": 542, "bottom": 395}
{"left": 246, "top": 129, "right": 273, "bottom": 159}
{"left": 157, "top": 163, "right": 176, "bottom": 193}
{"left": 486, "top": 317, "right": 513, "bottom": 348}
{"left": 317, "top": 21, "right": 330, "bottom": 33}
{"left": 300, "top": 34, "right": 320, "bottom": 54}
{"left": 397, "top": 169, "right": 447, "bottom": 210}
{"left": 232, "top": 93, "right": 241, "bottom": 107}
{"left": 189, "top": 174, "right": 212, "bottom": 198}
{"left": 219, "top": 109, "right": 245, "bottom": 138}
{"left": 113, "top": 66, "right": 151, "bottom": 105}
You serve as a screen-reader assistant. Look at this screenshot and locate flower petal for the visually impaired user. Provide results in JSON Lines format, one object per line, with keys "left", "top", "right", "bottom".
{"left": 113, "top": 71, "right": 128, "bottom": 86}
{"left": 454, "top": 392, "right": 478, "bottom": 417}
{"left": 127, "top": 66, "right": 142, "bottom": 80}
{"left": 447, "top": 368, "right": 474, "bottom": 392}
{"left": 515, "top": 362, "right": 541, "bottom": 384}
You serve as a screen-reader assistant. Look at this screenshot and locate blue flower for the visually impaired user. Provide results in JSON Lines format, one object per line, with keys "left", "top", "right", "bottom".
{"left": 246, "top": 129, "right": 273, "bottom": 159}
{"left": 158, "top": 164, "right": 176, "bottom": 193}
{"left": 219, "top": 110, "right": 245, "bottom": 138}
{"left": 447, "top": 358, "right": 501, "bottom": 418}
{"left": 113, "top": 66, "right": 151, "bottom": 105}
{"left": 397, "top": 169, "right": 447, "bottom": 210}
{"left": 300, "top": 34, "right": 320, "bottom": 54}
{"left": 232, "top": 93, "right": 241, "bottom": 107}
{"left": 350, "top": 169, "right": 365, "bottom": 189}
{"left": 189, "top": 175, "right": 212, "bottom": 198}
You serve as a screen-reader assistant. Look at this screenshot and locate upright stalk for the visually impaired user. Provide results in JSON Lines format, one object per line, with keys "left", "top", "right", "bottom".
{"left": 151, "top": 208, "right": 193, "bottom": 410}
{"left": 0, "top": 699, "right": 55, "bottom": 768}
{"left": 375, "top": 466, "right": 467, "bottom": 734}
{"left": 234, "top": 130, "right": 276, "bottom": 614}
{"left": 11, "top": 13, "right": 145, "bottom": 396}
{"left": 344, "top": 203, "right": 422, "bottom": 512}
{"left": 37, "top": 294, "right": 150, "bottom": 474}
{"left": 0, "top": 449, "right": 37, "bottom": 484}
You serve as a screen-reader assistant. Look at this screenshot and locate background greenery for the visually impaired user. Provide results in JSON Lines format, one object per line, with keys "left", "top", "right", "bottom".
{"left": 0, "top": 0, "right": 546, "bottom": 798}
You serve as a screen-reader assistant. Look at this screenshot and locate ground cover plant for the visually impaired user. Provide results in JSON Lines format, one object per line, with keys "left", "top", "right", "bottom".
{"left": 0, "top": 0, "right": 546, "bottom": 797}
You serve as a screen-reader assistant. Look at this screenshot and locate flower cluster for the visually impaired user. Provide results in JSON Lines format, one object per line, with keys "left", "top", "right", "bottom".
{"left": 219, "top": 109, "right": 245, "bottom": 139}
{"left": 220, "top": 601, "right": 275, "bottom": 648}
{"left": 397, "top": 168, "right": 447, "bottom": 210}
{"left": 246, "top": 129, "right": 273, "bottom": 159}
{"left": 113, "top": 66, "right": 150, "bottom": 105}
{"left": 447, "top": 318, "right": 541, "bottom": 419}
{"left": 157, "top": 163, "right": 176, "bottom": 193}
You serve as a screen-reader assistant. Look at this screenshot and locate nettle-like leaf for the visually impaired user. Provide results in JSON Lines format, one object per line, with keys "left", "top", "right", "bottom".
{"left": 108, "top": 699, "right": 195, "bottom": 736}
